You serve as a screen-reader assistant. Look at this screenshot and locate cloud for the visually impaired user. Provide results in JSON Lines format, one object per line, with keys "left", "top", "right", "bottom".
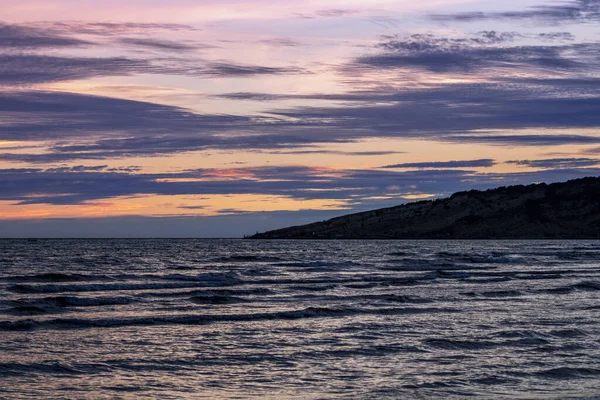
{"left": 353, "top": 34, "right": 588, "bottom": 73}
{"left": 315, "top": 9, "right": 360, "bottom": 18}
{"left": 583, "top": 146, "right": 600, "bottom": 154}
{"left": 118, "top": 37, "right": 205, "bottom": 51}
{"left": 507, "top": 157, "right": 600, "bottom": 168}
{"left": 1, "top": 22, "right": 300, "bottom": 88}
{"left": 107, "top": 166, "right": 142, "bottom": 172}
{"left": 475, "top": 31, "right": 522, "bottom": 44}
{"left": 268, "top": 92, "right": 600, "bottom": 143}
{"left": 0, "top": 91, "right": 306, "bottom": 161}
{"left": 0, "top": 91, "right": 253, "bottom": 141}
{"left": 34, "top": 21, "right": 198, "bottom": 36}
{"left": 431, "top": 0, "right": 600, "bottom": 24}
{"left": 381, "top": 159, "right": 496, "bottom": 169}
{"left": 264, "top": 150, "right": 404, "bottom": 156}
{"left": 0, "top": 23, "right": 93, "bottom": 48}
{"left": 0, "top": 54, "right": 304, "bottom": 86}
{"left": 293, "top": 9, "right": 360, "bottom": 19}
{"left": 0, "top": 22, "right": 200, "bottom": 54}
{"left": 0, "top": 165, "right": 466, "bottom": 205}
{"left": 202, "top": 63, "right": 304, "bottom": 76}
{"left": 1, "top": 164, "right": 599, "bottom": 208}
{"left": 4, "top": 76, "right": 600, "bottom": 163}
{"left": 445, "top": 134, "right": 600, "bottom": 146}
{"left": 44, "top": 165, "right": 109, "bottom": 173}
{"left": 0, "top": 54, "right": 157, "bottom": 85}
{"left": 178, "top": 205, "right": 206, "bottom": 210}
{"left": 216, "top": 92, "right": 284, "bottom": 101}
{"left": 1, "top": 21, "right": 599, "bottom": 163}
{"left": 260, "top": 38, "right": 303, "bottom": 47}
{"left": 537, "top": 32, "right": 575, "bottom": 41}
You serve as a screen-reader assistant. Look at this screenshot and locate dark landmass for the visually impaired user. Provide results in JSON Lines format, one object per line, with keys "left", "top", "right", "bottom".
{"left": 248, "top": 177, "right": 600, "bottom": 239}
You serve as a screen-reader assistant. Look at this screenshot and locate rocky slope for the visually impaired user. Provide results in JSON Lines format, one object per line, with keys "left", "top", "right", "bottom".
{"left": 249, "top": 177, "right": 600, "bottom": 239}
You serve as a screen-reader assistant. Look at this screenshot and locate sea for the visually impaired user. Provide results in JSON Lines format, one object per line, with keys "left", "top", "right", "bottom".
{"left": 1, "top": 239, "right": 599, "bottom": 399}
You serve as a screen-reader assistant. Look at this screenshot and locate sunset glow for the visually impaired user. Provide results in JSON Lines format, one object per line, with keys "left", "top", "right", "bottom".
{"left": 1, "top": 0, "right": 599, "bottom": 236}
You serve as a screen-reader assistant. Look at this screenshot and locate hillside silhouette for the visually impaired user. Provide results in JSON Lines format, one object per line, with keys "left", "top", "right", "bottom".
{"left": 249, "top": 177, "right": 600, "bottom": 239}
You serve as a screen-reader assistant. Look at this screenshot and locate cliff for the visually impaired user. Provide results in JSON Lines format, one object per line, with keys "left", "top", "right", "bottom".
{"left": 248, "top": 177, "right": 600, "bottom": 239}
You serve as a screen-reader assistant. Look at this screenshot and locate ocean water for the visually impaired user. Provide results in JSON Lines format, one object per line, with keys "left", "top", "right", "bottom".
{"left": 1, "top": 239, "right": 599, "bottom": 399}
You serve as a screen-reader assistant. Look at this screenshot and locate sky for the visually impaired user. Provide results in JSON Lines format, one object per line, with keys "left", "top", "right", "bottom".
{"left": 0, "top": 0, "right": 599, "bottom": 237}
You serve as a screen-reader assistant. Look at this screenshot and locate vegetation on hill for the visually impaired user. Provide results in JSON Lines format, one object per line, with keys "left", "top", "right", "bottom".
{"left": 248, "top": 177, "right": 600, "bottom": 239}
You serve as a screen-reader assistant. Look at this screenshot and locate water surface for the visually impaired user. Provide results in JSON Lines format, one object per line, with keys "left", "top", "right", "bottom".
{"left": 1, "top": 239, "right": 599, "bottom": 399}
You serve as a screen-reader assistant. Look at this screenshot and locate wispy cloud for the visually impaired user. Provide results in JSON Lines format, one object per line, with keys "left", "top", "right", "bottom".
{"left": 507, "top": 157, "right": 600, "bottom": 169}
{"left": 0, "top": 23, "right": 93, "bottom": 48}
{"left": 34, "top": 21, "right": 199, "bottom": 36}
{"left": 352, "top": 34, "right": 589, "bottom": 74}
{"left": 445, "top": 134, "right": 600, "bottom": 146}
{"left": 259, "top": 38, "right": 303, "bottom": 47}
{"left": 263, "top": 150, "right": 404, "bottom": 156}
{"left": 293, "top": 8, "right": 361, "bottom": 19}
{"left": 3, "top": 76, "right": 600, "bottom": 163}
{"left": 1, "top": 165, "right": 598, "bottom": 209}
{"left": 202, "top": 63, "right": 304, "bottom": 76}
{"left": 381, "top": 159, "right": 496, "bottom": 169}
{"left": 431, "top": 0, "right": 600, "bottom": 24}
{"left": 118, "top": 37, "right": 206, "bottom": 51}
{"left": 0, "top": 54, "right": 305, "bottom": 86}
{"left": 0, "top": 54, "right": 156, "bottom": 85}
{"left": 583, "top": 146, "right": 600, "bottom": 154}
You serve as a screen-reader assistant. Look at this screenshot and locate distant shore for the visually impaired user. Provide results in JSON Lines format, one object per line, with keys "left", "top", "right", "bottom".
{"left": 248, "top": 177, "right": 600, "bottom": 240}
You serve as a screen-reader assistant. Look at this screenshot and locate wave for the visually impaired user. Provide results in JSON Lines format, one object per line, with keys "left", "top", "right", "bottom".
{"left": 541, "top": 287, "right": 574, "bottom": 294}
{"left": 384, "top": 258, "right": 457, "bottom": 269}
{"left": 495, "top": 328, "right": 588, "bottom": 340}
{"left": 4, "top": 273, "right": 102, "bottom": 282}
{"left": 461, "top": 290, "right": 523, "bottom": 298}
{"left": 4, "top": 295, "right": 134, "bottom": 315}
{"left": 211, "top": 255, "right": 283, "bottom": 263}
{"left": 424, "top": 336, "right": 553, "bottom": 351}
{"left": 402, "top": 381, "right": 462, "bottom": 389}
{"left": 189, "top": 295, "right": 247, "bottom": 304}
{"left": 314, "top": 344, "right": 424, "bottom": 358}
{"left": 152, "top": 287, "right": 273, "bottom": 298}
{"left": 289, "top": 293, "right": 431, "bottom": 305}
{"left": 249, "top": 273, "right": 437, "bottom": 288}
{"left": 573, "top": 281, "right": 600, "bottom": 291}
{"left": 535, "top": 367, "right": 600, "bottom": 379}
{"left": 273, "top": 261, "right": 361, "bottom": 269}
{"left": 12, "top": 296, "right": 133, "bottom": 308}
{"left": 548, "top": 329, "right": 588, "bottom": 338}
{"left": 362, "top": 294, "right": 430, "bottom": 304}
{"left": 424, "top": 338, "right": 500, "bottom": 350}
{"left": 0, "top": 306, "right": 458, "bottom": 331}
{"left": 380, "top": 265, "right": 495, "bottom": 273}
{"left": 342, "top": 282, "right": 380, "bottom": 289}
{"left": 6, "top": 356, "right": 238, "bottom": 374}
{"left": 386, "top": 251, "right": 411, "bottom": 257}
{"left": 436, "top": 251, "right": 530, "bottom": 265}
{"left": 6, "top": 306, "right": 50, "bottom": 316}
{"left": 434, "top": 270, "right": 472, "bottom": 279}
{"left": 160, "top": 273, "right": 242, "bottom": 283}
{"left": 470, "top": 376, "right": 518, "bottom": 386}
{"left": 0, "top": 361, "right": 115, "bottom": 376}
{"left": 495, "top": 329, "right": 545, "bottom": 339}
{"left": 516, "top": 273, "right": 562, "bottom": 281}
{"left": 545, "top": 281, "right": 600, "bottom": 294}
{"left": 288, "top": 284, "right": 337, "bottom": 292}
{"left": 462, "top": 277, "right": 513, "bottom": 284}
{"left": 9, "top": 273, "right": 241, "bottom": 293}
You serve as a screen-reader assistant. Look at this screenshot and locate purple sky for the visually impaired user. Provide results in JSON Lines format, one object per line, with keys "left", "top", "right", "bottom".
{"left": 1, "top": 0, "right": 599, "bottom": 237}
